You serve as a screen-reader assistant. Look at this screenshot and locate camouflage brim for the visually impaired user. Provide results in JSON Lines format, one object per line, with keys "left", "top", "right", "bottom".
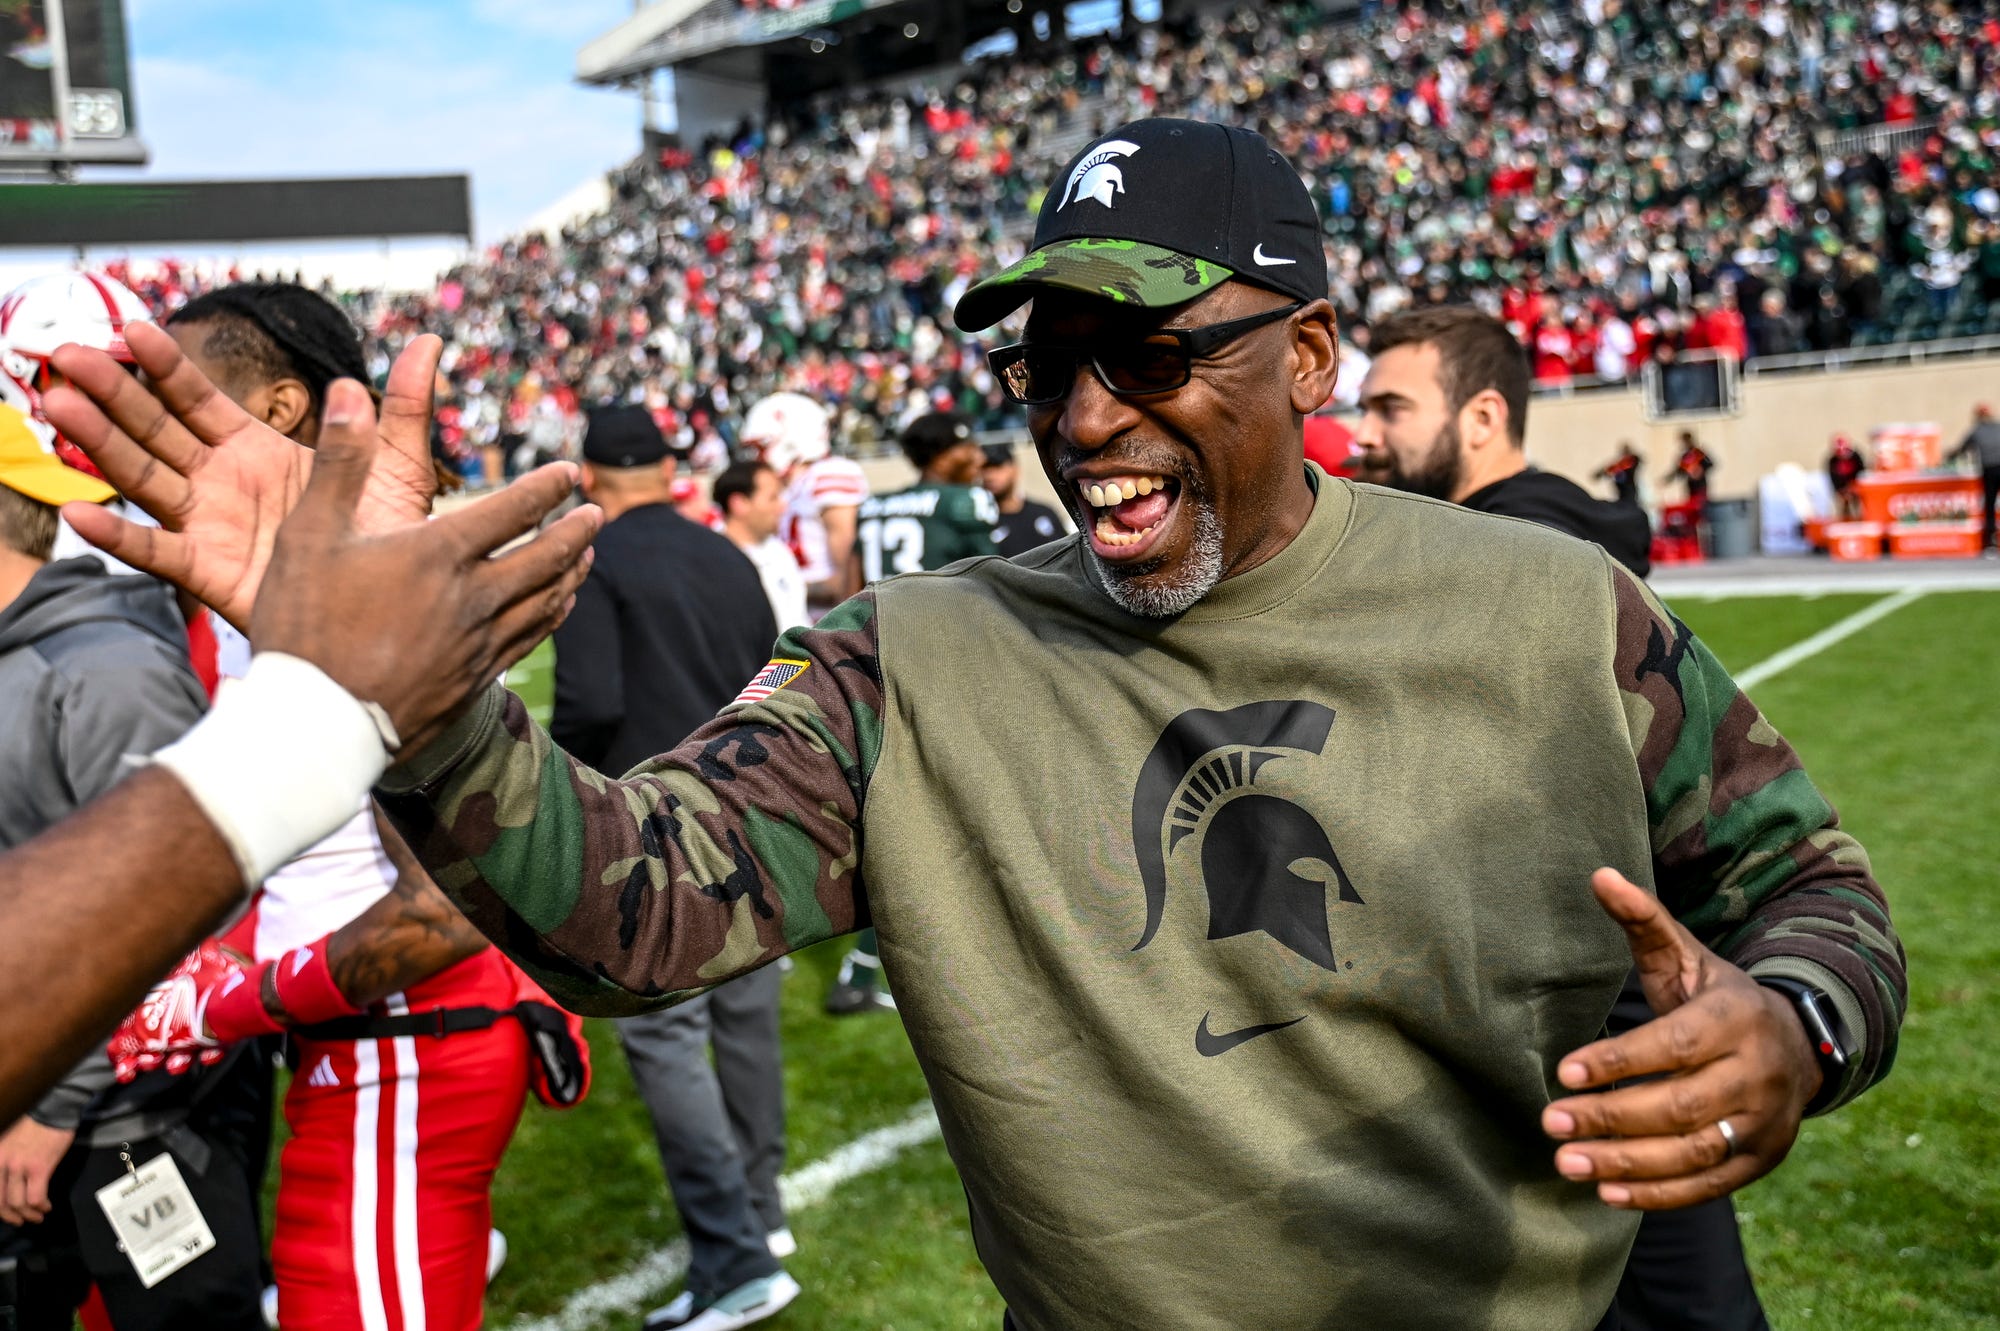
{"left": 953, "top": 239, "right": 1234, "bottom": 333}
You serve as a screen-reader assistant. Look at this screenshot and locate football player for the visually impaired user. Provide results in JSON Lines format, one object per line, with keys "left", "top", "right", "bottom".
{"left": 740, "top": 393, "right": 867, "bottom": 618}
{"left": 106, "top": 284, "right": 588, "bottom": 1331}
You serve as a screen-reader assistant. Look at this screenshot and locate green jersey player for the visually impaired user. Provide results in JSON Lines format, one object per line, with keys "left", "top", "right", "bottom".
{"left": 829, "top": 413, "right": 999, "bottom": 1015}
{"left": 854, "top": 414, "right": 1001, "bottom": 583}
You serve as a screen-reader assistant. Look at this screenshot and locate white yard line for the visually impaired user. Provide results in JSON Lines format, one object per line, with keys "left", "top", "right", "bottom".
{"left": 1733, "top": 589, "right": 1928, "bottom": 691}
{"left": 504, "top": 1103, "right": 942, "bottom": 1331}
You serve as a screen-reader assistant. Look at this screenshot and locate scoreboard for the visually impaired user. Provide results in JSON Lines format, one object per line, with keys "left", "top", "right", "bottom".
{"left": 0, "top": 0, "right": 145, "bottom": 167}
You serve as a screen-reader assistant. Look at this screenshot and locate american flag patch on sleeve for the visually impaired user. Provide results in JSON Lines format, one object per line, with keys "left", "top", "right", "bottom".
{"left": 731, "top": 658, "right": 811, "bottom": 707}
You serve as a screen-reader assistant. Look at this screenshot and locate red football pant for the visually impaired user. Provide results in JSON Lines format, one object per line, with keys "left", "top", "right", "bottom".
{"left": 273, "top": 963, "right": 527, "bottom": 1331}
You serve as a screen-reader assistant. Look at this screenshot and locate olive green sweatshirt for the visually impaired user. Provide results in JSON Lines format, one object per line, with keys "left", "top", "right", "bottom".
{"left": 382, "top": 474, "right": 1903, "bottom": 1329}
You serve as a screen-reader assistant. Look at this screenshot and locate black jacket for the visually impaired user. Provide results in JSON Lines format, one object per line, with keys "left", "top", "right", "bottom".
{"left": 552, "top": 504, "right": 779, "bottom": 777}
{"left": 991, "top": 498, "right": 1068, "bottom": 559}
{"left": 1459, "top": 467, "right": 1653, "bottom": 578}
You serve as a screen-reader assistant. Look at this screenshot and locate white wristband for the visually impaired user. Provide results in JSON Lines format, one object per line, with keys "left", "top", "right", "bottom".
{"left": 153, "top": 652, "right": 394, "bottom": 889}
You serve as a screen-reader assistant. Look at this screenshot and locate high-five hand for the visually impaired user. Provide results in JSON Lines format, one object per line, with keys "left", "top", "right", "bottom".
{"left": 41, "top": 322, "right": 444, "bottom": 631}
{"left": 125, "top": 378, "right": 603, "bottom": 758}
{"left": 1541, "top": 868, "right": 1824, "bottom": 1210}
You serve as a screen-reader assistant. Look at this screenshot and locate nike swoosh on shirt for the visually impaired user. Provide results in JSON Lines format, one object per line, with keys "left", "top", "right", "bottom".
{"left": 1195, "top": 1011, "right": 1306, "bottom": 1057}
{"left": 1251, "top": 244, "right": 1297, "bottom": 267}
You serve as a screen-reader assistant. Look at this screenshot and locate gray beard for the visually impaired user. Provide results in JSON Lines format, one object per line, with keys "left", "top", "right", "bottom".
{"left": 1090, "top": 498, "right": 1227, "bottom": 618}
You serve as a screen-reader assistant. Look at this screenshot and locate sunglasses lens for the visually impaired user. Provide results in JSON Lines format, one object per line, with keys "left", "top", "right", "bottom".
{"left": 996, "top": 349, "right": 1072, "bottom": 405}
{"left": 1098, "top": 342, "right": 1189, "bottom": 395}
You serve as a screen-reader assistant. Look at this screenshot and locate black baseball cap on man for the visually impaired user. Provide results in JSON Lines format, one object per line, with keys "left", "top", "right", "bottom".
{"left": 953, "top": 118, "right": 1328, "bottom": 333}
{"left": 581, "top": 404, "right": 669, "bottom": 468}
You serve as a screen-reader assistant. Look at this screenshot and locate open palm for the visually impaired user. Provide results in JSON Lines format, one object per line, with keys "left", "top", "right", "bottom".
{"left": 43, "top": 322, "right": 443, "bottom": 632}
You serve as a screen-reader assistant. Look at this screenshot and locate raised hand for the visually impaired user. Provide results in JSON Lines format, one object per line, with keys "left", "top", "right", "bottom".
{"left": 42, "top": 322, "right": 444, "bottom": 631}
{"left": 1540, "top": 868, "right": 1824, "bottom": 1210}
{"left": 237, "top": 379, "right": 600, "bottom": 758}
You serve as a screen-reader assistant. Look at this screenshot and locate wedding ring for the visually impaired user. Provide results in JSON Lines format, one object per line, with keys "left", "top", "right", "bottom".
{"left": 1715, "top": 1118, "right": 1740, "bottom": 1158}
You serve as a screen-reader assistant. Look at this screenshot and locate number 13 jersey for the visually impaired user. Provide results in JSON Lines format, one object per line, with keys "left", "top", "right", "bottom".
{"left": 856, "top": 481, "right": 1000, "bottom": 579}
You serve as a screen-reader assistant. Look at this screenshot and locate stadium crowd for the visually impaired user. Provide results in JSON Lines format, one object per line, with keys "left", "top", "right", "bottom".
{"left": 89, "top": 0, "right": 2000, "bottom": 477}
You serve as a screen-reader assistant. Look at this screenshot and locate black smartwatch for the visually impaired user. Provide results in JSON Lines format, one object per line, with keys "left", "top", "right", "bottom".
{"left": 1757, "top": 977, "right": 1851, "bottom": 1116}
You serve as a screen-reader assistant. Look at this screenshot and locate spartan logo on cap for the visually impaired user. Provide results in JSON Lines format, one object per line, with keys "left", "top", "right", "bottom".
{"left": 1059, "top": 139, "right": 1141, "bottom": 211}
{"left": 1131, "top": 700, "right": 1362, "bottom": 974}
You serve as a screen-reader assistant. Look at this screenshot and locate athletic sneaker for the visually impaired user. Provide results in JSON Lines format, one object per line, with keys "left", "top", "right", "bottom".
{"left": 824, "top": 981, "right": 897, "bottom": 1016}
{"left": 642, "top": 1272, "right": 801, "bottom": 1331}
{"left": 767, "top": 1226, "right": 797, "bottom": 1259}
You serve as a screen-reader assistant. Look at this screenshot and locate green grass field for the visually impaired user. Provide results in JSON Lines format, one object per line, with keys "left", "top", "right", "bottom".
{"left": 474, "top": 588, "right": 1999, "bottom": 1331}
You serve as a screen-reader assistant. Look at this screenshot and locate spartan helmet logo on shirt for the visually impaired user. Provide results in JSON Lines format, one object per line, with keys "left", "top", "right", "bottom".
{"left": 1131, "top": 700, "right": 1363, "bottom": 973}
{"left": 1059, "top": 139, "right": 1141, "bottom": 210}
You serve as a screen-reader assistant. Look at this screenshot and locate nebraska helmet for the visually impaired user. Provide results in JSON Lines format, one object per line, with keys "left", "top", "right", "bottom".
{"left": 0, "top": 271, "right": 153, "bottom": 473}
{"left": 740, "top": 392, "right": 830, "bottom": 473}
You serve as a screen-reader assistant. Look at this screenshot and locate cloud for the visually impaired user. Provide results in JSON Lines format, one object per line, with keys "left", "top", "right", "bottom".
{"left": 94, "top": 0, "right": 636, "bottom": 239}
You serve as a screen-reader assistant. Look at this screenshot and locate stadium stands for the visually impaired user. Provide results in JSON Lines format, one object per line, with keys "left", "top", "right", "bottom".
{"left": 103, "top": 2, "right": 2000, "bottom": 479}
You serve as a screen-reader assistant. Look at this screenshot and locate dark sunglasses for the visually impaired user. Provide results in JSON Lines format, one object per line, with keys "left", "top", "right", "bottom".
{"left": 988, "top": 301, "right": 1305, "bottom": 407}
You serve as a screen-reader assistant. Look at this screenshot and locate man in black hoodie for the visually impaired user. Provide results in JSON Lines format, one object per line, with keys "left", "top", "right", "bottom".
{"left": 0, "top": 411, "right": 264, "bottom": 1330}
{"left": 1354, "top": 305, "right": 1653, "bottom": 577}
{"left": 1354, "top": 308, "right": 1771, "bottom": 1331}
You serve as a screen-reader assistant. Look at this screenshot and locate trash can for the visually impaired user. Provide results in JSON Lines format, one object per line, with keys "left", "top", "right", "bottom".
{"left": 1706, "top": 498, "right": 1756, "bottom": 560}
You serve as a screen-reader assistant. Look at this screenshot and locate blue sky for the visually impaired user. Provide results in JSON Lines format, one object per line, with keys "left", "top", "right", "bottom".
{"left": 106, "top": 0, "right": 639, "bottom": 239}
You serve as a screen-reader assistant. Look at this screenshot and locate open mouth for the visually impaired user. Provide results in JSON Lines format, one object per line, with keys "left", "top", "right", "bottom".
{"left": 1075, "top": 472, "right": 1182, "bottom": 562}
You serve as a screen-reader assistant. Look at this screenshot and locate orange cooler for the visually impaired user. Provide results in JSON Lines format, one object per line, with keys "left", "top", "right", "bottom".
{"left": 1888, "top": 522, "right": 1982, "bottom": 559}
{"left": 1826, "top": 521, "right": 1885, "bottom": 561}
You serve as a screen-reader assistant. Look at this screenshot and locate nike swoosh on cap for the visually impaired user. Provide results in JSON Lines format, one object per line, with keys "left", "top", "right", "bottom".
{"left": 1194, "top": 1011, "right": 1306, "bottom": 1057}
{"left": 1252, "top": 244, "right": 1298, "bottom": 267}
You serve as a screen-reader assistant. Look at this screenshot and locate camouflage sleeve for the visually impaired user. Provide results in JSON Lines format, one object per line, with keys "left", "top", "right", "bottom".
{"left": 1609, "top": 561, "right": 1906, "bottom": 1112}
{"left": 375, "top": 594, "right": 883, "bottom": 1016}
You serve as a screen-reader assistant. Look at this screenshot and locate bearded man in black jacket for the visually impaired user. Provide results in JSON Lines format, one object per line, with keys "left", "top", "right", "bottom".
{"left": 1354, "top": 306, "right": 1653, "bottom": 578}
{"left": 1355, "top": 306, "right": 1784, "bottom": 1331}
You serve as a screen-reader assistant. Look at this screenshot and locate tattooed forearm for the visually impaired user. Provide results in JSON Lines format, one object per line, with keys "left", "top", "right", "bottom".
{"left": 315, "top": 805, "right": 490, "bottom": 1011}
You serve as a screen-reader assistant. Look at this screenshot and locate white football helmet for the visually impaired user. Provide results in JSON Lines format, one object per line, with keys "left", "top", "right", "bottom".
{"left": 740, "top": 392, "right": 830, "bottom": 474}
{"left": 0, "top": 271, "right": 153, "bottom": 473}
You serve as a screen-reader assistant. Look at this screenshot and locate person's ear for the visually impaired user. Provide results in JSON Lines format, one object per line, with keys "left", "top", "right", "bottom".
{"left": 1459, "top": 388, "right": 1512, "bottom": 454}
{"left": 659, "top": 454, "right": 679, "bottom": 483}
{"left": 264, "top": 378, "right": 315, "bottom": 441}
{"left": 1289, "top": 299, "right": 1339, "bottom": 416}
{"left": 579, "top": 463, "right": 599, "bottom": 498}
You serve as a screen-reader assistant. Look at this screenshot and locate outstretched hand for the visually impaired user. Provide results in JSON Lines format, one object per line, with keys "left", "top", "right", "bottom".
{"left": 43, "top": 322, "right": 444, "bottom": 632}
{"left": 1542, "top": 869, "right": 1824, "bottom": 1210}
{"left": 118, "top": 377, "right": 602, "bottom": 759}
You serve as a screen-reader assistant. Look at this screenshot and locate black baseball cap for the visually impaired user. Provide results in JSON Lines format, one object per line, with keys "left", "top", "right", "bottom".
{"left": 582, "top": 405, "right": 668, "bottom": 468}
{"left": 954, "top": 118, "right": 1328, "bottom": 333}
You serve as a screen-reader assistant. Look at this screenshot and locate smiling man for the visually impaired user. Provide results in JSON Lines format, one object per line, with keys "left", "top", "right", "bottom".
{"left": 53, "top": 120, "right": 1903, "bottom": 1331}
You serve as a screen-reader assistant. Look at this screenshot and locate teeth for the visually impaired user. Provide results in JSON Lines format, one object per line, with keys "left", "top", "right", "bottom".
{"left": 1076, "top": 474, "right": 1169, "bottom": 509}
